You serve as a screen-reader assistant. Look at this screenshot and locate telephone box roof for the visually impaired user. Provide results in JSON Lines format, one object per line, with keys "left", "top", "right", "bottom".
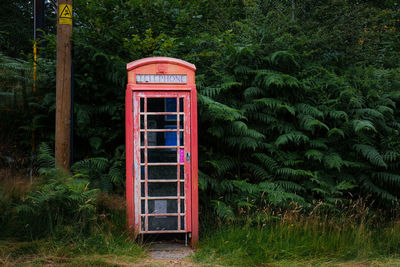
{"left": 127, "top": 57, "right": 196, "bottom": 72}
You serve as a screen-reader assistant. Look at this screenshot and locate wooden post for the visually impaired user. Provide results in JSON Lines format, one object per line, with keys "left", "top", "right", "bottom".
{"left": 55, "top": 0, "right": 73, "bottom": 169}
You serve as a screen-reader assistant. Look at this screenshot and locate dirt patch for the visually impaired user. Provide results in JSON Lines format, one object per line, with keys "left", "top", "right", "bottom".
{"left": 135, "top": 258, "right": 200, "bottom": 267}
{"left": 0, "top": 168, "right": 32, "bottom": 196}
{"left": 147, "top": 242, "right": 194, "bottom": 260}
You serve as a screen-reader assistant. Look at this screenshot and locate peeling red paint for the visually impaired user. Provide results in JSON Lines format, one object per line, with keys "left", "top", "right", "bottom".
{"left": 126, "top": 57, "right": 198, "bottom": 247}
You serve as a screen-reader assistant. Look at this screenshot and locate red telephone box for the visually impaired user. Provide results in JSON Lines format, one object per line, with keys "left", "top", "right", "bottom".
{"left": 125, "top": 57, "right": 198, "bottom": 246}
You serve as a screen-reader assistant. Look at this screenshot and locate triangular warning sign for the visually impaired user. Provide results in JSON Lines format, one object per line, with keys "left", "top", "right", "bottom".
{"left": 60, "top": 5, "right": 72, "bottom": 18}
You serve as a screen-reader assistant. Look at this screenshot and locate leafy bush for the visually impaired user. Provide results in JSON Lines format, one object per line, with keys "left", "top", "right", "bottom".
{"left": 15, "top": 170, "right": 99, "bottom": 238}
{"left": 2, "top": 0, "right": 400, "bottom": 221}
{"left": 197, "top": 16, "right": 400, "bottom": 215}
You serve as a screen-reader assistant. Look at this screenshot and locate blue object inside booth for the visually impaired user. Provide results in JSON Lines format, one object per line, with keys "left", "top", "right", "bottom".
{"left": 165, "top": 125, "right": 177, "bottom": 146}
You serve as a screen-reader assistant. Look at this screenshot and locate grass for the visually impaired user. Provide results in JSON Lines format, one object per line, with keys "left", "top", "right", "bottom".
{"left": 0, "top": 233, "right": 145, "bottom": 266}
{"left": 0, "top": 207, "right": 146, "bottom": 266}
{"left": 194, "top": 206, "right": 400, "bottom": 266}
{"left": 0, "top": 169, "right": 146, "bottom": 266}
{"left": 0, "top": 199, "right": 146, "bottom": 265}
{"left": 1, "top": 168, "right": 400, "bottom": 266}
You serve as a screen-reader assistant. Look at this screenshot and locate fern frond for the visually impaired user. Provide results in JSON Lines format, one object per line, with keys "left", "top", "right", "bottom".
{"left": 71, "top": 157, "right": 110, "bottom": 173}
{"left": 252, "top": 153, "right": 279, "bottom": 171}
{"left": 200, "top": 87, "right": 223, "bottom": 98}
{"left": 221, "top": 81, "right": 242, "bottom": 90}
{"left": 243, "top": 162, "right": 273, "bottom": 180}
{"left": 109, "top": 166, "right": 123, "bottom": 185}
{"left": 326, "top": 110, "right": 349, "bottom": 121}
{"left": 205, "top": 158, "right": 237, "bottom": 175}
{"left": 276, "top": 168, "right": 313, "bottom": 178}
{"left": 372, "top": 172, "right": 400, "bottom": 185}
{"left": 230, "top": 121, "right": 265, "bottom": 139}
{"left": 37, "top": 143, "right": 55, "bottom": 169}
{"left": 275, "top": 180, "right": 305, "bottom": 192}
{"left": 243, "top": 86, "right": 264, "bottom": 99}
{"left": 323, "top": 153, "right": 344, "bottom": 171}
{"left": 353, "top": 120, "right": 377, "bottom": 133}
{"left": 296, "top": 103, "right": 324, "bottom": 118}
{"left": 299, "top": 115, "right": 329, "bottom": 132}
{"left": 207, "top": 125, "right": 225, "bottom": 138}
{"left": 275, "top": 131, "right": 309, "bottom": 147}
{"left": 253, "top": 69, "right": 300, "bottom": 88}
{"left": 268, "top": 50, "right": 300, "bottom": 68}
{"left": 355, "top": 108, "right": 384, "bottom": 120}
{"left": 225, "top": 136, "right": 259, "bottom": 150}
{"left": 198, "top": 94, "right": 245, "bottom": 121}
{"left": 232, "top": 180, "right": 258, "bottom": 194}
{"left": 212, "top": 200, "right": 234, "bottom": 221}
{"left": 309, "top": 139, "right": 328, "bottom": 150}
{"left": 376, "top": 105, "right": 393, "bottom": 115}
{"left": 305, "top": 149, "right": 324, "bottom": 162}
{"left": 353, "top": 144, "right": 387, "bottom": 168}
{"left": 362, "top": 181, "right": 396, "bottom": 201}
{"left": 234, "top": 65, "right": 252, "bottom": 75}
{"left": 254, "top": 98, "right": 283, "bottom": 109}
{"left": 327, "top": 128, "right": 345, "bottom": 138}
{"left": 383, "top": 151, "right": 400, "bottom": 162}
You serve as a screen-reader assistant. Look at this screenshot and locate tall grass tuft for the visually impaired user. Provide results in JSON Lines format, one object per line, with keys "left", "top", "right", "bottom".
{"left": 195, "top": 200, "right": 400, "bottom": 266}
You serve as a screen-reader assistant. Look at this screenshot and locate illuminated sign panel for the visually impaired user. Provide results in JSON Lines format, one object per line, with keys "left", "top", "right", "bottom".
{"left": 136, "top": 74, "right": 187, "bottom": 84}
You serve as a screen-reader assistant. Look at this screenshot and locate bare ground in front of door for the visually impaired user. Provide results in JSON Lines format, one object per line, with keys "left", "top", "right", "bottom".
{"left": 135, "top": 241, "right": 202, "bottom": 267}
{"left": 147, "top": 241, "right": 193, "bottom": 260}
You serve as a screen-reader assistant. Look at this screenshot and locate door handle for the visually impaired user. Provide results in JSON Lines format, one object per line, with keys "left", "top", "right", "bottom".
{"left": 186, "top": 152, "right": 191, "bottom": 162}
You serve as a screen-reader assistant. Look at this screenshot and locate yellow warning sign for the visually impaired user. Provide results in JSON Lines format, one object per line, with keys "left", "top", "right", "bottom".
{"left": 59, "top": 4, "right": 72, "bottom": 25}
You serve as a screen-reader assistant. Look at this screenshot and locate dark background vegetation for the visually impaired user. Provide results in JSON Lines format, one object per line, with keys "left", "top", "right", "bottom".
{"left": 1, "top": 0, "right": 400, "bottom": 249}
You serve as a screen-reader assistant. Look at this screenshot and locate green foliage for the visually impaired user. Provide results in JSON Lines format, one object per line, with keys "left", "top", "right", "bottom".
{"left": 194, "top": 1, "right": 400, "bottom": 217}
{"left": 0, "top": 209, "right": 145, "bottom": 265}
{"left": 2, "top": 0, "right": 400, "bottom": 222}
{"left": 0, "top": 0, "right": 33, "bottom": 57}
{"left": 15, "top": 170, "right": 99, "bottom": 238}
{"left": 195, "top": 218, "right": 400, "bottom": 266}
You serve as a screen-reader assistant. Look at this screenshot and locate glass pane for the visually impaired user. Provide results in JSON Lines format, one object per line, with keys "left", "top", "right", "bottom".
{"left": 180, "top": 165, "right": 184, "bottom": 180}
{"left": 148, "top": 182, "right": 177, "bottom": 197}
{"left": 140, "top": 149, "right": 145, "bottom": 163}
{"left": 141, "top": 183, "right": 145, "bottom": 197}
{"left": 165, "top": 98, "right": 177, "bottom": 112}
{"left": 179, "top": 115, "right": 184, "bottom": 129}
{"left": 147, "top": 98, "right": 176, "bottom": 112}
{"left": 140, "top": 132, "right": 145, "bottom": 146}
{"left": 141, "top": 216, "right": 145, "bottom": 231}
{"left": 181, "top": 199, "right": 185, "bottom": 213}
{"left": 148, "top": 165, "right": 177, "bottom": 180}
{"left": 164, "top": 127, "right": 177, "bottom": 146}
{"left": 141, "top": 166, "right": 145, "bottom": 180}
{"left": 147, "top": 115, "right": 177, "bottom": 129}
{"left": 147, "top": 131, "right": 179, "bottom": 147}
{"left": 148, "top": 216, "right": 178, "bottom": 231}
{"left": 141, "top": 200, "right": 145, "bottom": 214}
{"left": 140, "top": 115, "right": 144, "bottom": 129}
{"left": 179, "top": 131, "right": 184, "bottom": 146}
{"left": 148, "top": 148, "right": 177, "bottom": 163}
{"left": 148, "top": 199, "right": 177, "bottom": 214}
{"left": 147, "top": 132, "right": 157, "bottom": 146}
{"left": 140, "top": 98, "right": 144, "bottom": 112}
{"left": 179, "top": 98, "right": 183, "bottom": 112}
{"left": 180, "top": 182, "right": 184, "bottom": 196}
{"left": 181, "top": 216, "right": 185, "bottom": 230}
